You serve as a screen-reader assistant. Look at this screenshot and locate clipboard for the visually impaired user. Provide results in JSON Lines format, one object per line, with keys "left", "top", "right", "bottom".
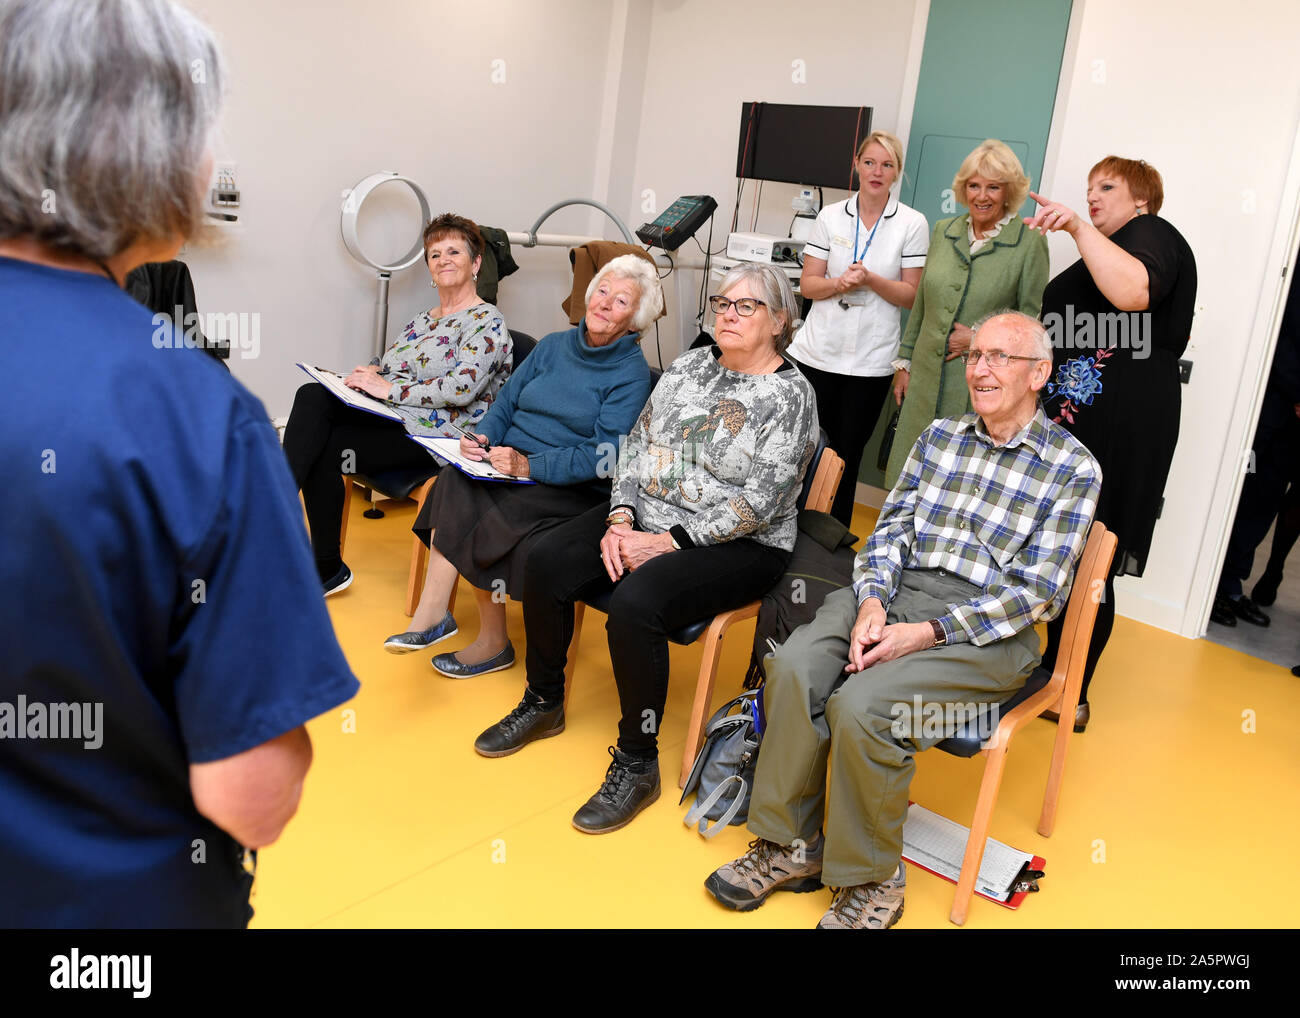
{"left": 900, "top": 801, "right": 1045, "bottom": 910}
{"left": 297, "top": 362, "right": 403, "bottom": 422}
{"left": 410, "top": 436, "right": 535, "bottom": 485}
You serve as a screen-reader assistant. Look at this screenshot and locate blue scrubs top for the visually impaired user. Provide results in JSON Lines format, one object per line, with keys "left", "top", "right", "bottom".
{"left": 0, "top": 257, "right": 360, "bottom": 927}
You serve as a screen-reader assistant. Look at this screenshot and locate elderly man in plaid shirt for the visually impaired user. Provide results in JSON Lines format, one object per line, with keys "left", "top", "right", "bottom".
{"left": 704, "top": 310, "right": 1100, "bottom": 929}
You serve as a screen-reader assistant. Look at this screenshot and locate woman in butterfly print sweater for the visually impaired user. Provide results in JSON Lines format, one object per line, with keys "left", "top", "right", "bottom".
{"left": 282, "top": 213, "right": 511, "bottom": 594}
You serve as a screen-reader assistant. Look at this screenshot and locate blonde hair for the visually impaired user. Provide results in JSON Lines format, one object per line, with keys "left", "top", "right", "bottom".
{"left": 952, "top": 139, "right": 1030, "bottom": 216}
{"left": 856, "top": 130, "right": 904, "bottom": 173}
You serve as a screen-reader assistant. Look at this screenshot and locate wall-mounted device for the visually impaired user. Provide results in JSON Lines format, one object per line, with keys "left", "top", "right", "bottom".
{"left": 207, "top": 162, "right": 240, "bottom": 222}
{"left": 636, "top": 194, "right": 718, "bottom": 251}
{"left": 726, "top": 232, "right": 805, "bottom": 265}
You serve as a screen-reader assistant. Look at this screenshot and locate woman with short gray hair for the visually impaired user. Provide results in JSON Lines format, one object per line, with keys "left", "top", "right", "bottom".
{"left": 0, "top": 0, "right": 359, "bottom": 928}
{"left": 473, "top": 262, "right": 819, "bottom": 836}
{"left": 388, "top": 254, "right": 657, "bottom": 675}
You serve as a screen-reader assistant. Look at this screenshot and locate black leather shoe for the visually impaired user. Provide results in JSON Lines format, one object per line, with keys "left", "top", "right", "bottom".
{"left": 1041, "top": 702, "right": 1090, "bottom": 733}
{"left": 572, "top": 747, "right": 660, "bottom": 834}
{"left": 1210, "top": 595, "right": 1239, "bottom": 627}
{"left": 474, "top": 692, "right": 564, "bottom": 758}
{"left": 1232, "top": 595, "right": 1270, "bottom": 627}
{"left": 1252, "top": 571, "right": 1283, "bottom": 607}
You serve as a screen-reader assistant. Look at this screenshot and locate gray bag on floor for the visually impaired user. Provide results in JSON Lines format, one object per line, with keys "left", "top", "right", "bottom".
{"left": 679, "top": 690, "right": 762, "bottom": 838}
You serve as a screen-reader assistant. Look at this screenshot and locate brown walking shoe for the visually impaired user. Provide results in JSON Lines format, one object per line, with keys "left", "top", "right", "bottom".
{"left": 704, "top": 834, "right": 823, "bottom": 912}
{"left": 816, "top": 862, "right": 906, "bottom": 929}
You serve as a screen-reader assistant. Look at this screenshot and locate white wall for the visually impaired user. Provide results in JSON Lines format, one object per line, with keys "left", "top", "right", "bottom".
{"left": 619, "top": 0, "right": 921, "bottom": 358}
{"left": 180, "top": 0, "right": 620, "bottom": 416}
{"left": 1040, "top": 0, "right": 1300, "bottom": 634}
{"left": 175, "top": 0, "right": 1300, "bottom": 635}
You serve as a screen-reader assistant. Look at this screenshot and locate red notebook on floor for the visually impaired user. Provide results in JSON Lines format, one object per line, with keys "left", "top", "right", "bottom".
{"left": 901, "top": 802, "right": 1045, "bottom": 909}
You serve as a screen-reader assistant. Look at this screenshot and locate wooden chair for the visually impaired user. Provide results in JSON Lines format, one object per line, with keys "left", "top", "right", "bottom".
{"left": 562, "top": 433, "right": 846, "bottom": 790}
{"left": 340, "top": 471, "right": 440, "bottom": 615}
{"left": 932, "top": 520, "right": 1116, "bottom": 925}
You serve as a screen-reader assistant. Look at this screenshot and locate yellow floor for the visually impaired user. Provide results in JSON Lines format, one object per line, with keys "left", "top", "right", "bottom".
{"left": 253, "top": 491, "right": 1300, "bottom": 928}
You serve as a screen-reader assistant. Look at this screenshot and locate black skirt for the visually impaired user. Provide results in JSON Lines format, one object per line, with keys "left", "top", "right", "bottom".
{"left": 413, "top": 467, "right": 610, "bottom": 599}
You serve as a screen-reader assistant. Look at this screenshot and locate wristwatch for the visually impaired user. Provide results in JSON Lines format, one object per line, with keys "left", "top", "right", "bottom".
{"left": 928, "top": 619, "right": 946, "bottom": 647}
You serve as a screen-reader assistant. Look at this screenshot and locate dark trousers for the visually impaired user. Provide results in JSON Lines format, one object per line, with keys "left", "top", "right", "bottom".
{"left": 1258, "top": 482, "right": 1300, "bottom": 588}
{"left": 796, "top": 362, "right": 892, "bottom": 527}
{"left": 1217, "top": 389, "right": 1300, "bottom": 598}
{"left": 1041, "top": 571, "right": 1115, "bottom": 706}
{"left": 521, "top": 502, "right": 789, "bottom": 756}
{"left": 281, "top": 383, "right": 433, "bottom": 579}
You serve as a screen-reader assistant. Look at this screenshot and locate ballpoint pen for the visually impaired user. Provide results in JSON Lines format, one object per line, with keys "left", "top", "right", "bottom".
{"left": 450, "top": 421, "right": 491, "bottom": 452}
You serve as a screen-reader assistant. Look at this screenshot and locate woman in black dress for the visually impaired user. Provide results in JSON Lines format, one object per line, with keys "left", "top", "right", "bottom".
{"left": 1024, "top": 157, "right": 1197, "bottom": 731}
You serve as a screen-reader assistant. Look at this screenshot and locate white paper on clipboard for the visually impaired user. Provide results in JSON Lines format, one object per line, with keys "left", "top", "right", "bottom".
{"left": 411, "top": 436, "right": 535, "bottom": 484}
{"left": 901, "top": 803, "right": 1032, "bottom": 901}
{"left": 297, "top": 363, "right": 403, "bottom": 422}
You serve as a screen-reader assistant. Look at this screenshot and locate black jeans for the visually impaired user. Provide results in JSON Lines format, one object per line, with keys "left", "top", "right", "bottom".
{"left": 795, "top": 362, "right": 892, "bottom": 528}
{"left": 281, "top": 383, "right": 434, "bottom": 579}
{"left": 521, "top": 502, "right": 790, "bottom": 756}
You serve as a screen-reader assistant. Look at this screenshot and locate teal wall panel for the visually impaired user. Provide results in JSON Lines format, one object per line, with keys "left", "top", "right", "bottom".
{"left": 855, "top": 0, "right": 1072, "bottom": 495}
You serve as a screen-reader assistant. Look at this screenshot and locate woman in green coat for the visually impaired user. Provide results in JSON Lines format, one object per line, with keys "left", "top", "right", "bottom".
{"left": 886, "top": 139, "right": 1049, "bottom": 486}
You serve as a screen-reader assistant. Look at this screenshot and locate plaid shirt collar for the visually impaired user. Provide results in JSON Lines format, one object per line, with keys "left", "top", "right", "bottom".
{"left": 951, "top": 405, "right": 1056, "bottom": 462}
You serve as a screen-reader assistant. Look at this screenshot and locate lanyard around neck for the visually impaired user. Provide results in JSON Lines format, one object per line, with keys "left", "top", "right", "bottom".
{"left": 852, "top": 196, "right": 884, "bottom": 264}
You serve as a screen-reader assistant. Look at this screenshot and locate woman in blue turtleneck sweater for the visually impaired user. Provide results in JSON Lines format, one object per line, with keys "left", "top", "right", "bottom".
{"left": 385, "top": 255, "right": 660, "bottom": 677}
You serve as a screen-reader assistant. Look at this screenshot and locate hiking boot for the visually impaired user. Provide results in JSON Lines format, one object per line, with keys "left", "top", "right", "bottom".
{"left": 704, "top": 834, "right": 823, "bottom": 912}
{"left": 571, "top": 747, "right": 659, "bottom": 834}
{"left": 816, "top": 862, "right": 906, "bottom": 929}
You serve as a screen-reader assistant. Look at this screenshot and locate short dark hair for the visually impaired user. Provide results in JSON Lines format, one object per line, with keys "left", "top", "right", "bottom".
{"left": 1089, "top": 156, "right": 1164, "bottom": 216}
{"left": 422, "top": 213, "right": 484, "bottom": 263}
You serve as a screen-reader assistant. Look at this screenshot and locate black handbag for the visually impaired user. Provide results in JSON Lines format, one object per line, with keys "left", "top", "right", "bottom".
{"left": 876, "top": 409, "right": 900, "bottom": 472}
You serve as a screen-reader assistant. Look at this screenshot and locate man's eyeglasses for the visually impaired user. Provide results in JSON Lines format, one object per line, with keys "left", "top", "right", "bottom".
{"left": 961, "top": 349, "right": 1044, "bottom": 367}
{"left": 709, "top": 295, "right": 768, "bottom": 317}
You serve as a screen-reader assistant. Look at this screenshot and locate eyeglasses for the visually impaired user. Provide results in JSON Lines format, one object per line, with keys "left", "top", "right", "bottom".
{"left": 960, "top": 349, "right": 1044, "bottom": 367}
{"left": 709, "top": 295, "right": 768, "bottom": 317}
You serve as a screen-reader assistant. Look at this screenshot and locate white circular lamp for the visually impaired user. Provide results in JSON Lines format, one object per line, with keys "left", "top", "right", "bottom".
{"left": 340, "top": 171, "right": 432, "bottom": 359}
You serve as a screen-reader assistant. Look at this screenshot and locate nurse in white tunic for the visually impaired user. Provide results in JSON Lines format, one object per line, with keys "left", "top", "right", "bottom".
{"left": 786, "top": 130, "right": 929, "bottom": 525}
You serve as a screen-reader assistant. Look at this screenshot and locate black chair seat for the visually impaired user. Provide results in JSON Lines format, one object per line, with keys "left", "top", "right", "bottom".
{"left": 936, "top": 665, "right": 1051, "bottom": 758}
{"left": 351, "top": 464, "right": 438, "bottom": 502}
{"left": 581, "top": 587, "right": 711, "bottom": 646}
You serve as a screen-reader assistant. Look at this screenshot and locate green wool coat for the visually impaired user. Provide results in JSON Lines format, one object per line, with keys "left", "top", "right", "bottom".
{"left": 885, "top": 212, "right": 1049, "bottom": 487}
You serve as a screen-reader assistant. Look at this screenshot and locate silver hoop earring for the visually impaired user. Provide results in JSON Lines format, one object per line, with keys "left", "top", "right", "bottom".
{"left": 472, "top": 272, "right": 478, "bottom": 281}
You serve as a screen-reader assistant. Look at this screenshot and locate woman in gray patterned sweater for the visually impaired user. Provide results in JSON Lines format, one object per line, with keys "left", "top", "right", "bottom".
{"left": 473, "top": 263, "right": 820, "bottom": 834}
